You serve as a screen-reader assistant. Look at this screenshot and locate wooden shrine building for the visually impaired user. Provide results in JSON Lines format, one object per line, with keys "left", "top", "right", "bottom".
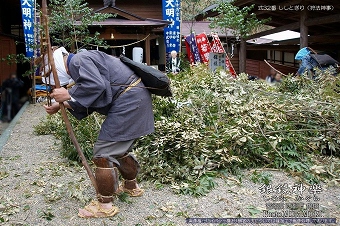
{"left": 196, "top": 0, "right": 340, "bottom": 78}
{"left": 84, "top": 0, "right": 170, "bottom": 66}
{"left": 0, "top": 0, "right": 170, "bottom": 83}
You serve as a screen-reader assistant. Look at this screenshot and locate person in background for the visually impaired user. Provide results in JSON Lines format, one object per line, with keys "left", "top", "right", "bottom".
{"left": 0, "top": 73, "right": 24, "bottom": 121}
{"left": 274, "top": 73, "right": 282, "bottom": 83}
{"left": 295, "top": 53, "right": 319, "bottom": 76}
{"left": 44, "top": 47, "right": 154, "bottom": 218}
{"left": 166, "top": 50, "right": 181, "bottom": 75}
{"left": 265, "top": 68, "right": 277, "bottom": 84}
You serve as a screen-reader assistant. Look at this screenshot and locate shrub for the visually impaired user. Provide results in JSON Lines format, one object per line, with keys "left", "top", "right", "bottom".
{"left": 35, "top": 65, "right": 340, "bottom": 195}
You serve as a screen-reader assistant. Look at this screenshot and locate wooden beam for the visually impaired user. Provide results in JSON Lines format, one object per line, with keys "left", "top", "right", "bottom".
{"left": 276, "top": 0, "right": 302, "bottom": 7}
{"left": 97, "top": 7, "right": 143, "bottom": 21}
{"left": 246, "top": 22, "right": 300, "bottom": 40}
{"left": 233, "top": 0, "right": 254, "bottom": 7}
{"left": 99, "top": 33, "right": 157, "bottom": 40}
{"left": 271, "top": 34, "right": 340, "bottom": 45}
{"left": 305, "top": 13, "right": 340, "bottom": 26}
{"left": 300, "top": 4, "right": 308, "bottom": 48}
{"left": 145, "top": 35, "right": 151, "bottom": 65}
{"left": 305, "top": 35, "right": 340, "bottom": 44}
{"left": 247, "top": 13, "right": 340, "bottom": 41}
{"left": 248, "top": 43, "right": 340, "bottom": 54}
{"left": 247, "top": 44, "right": 299, "bottom": 51}
{"left": 232, "top": 0, "right": 304, "bottom": 19}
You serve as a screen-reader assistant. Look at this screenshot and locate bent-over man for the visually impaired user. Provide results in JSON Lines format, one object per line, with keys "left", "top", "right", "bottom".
{"left": 44, "top": 47, "right": 154, "bottom": 218}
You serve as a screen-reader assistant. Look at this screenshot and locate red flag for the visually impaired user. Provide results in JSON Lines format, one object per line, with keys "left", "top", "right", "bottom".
{"left": 226, "top": 54, "right": 237, "bottom": 78}
{"left": 195, "top": 33, "right": 211, "bottom": 64}
{"left": 210, "top": 34, "right": 224, "bottom": 53}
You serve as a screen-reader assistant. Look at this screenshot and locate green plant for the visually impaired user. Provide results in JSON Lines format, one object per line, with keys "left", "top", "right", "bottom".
{"left": 117, "top": 192, "right": 131, "bottom": 204}
{"left": 1, "top": 0, "right": 111, "bottom": 78}
{"left": 48, "top": 0, "right": 111, "bottom": 50}
{"left": 208, "top": 1, "right": 270, "bottom": 39}
{"left": 40, "top": 211, "right": 55, "bottom": 221}
{"left": 181, "top": 0, "right": 218, "bottom": 32}
{"left": 247, "top": 205, "right": 262, "bottom": 216}
{"left": 35, "top": 64, "right": 340, "bottom": 196}
{"left": 250, "top": 171, "right": 272, "bottom": 185}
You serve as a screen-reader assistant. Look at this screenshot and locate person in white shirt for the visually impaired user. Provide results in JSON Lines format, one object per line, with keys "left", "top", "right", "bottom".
{"left": 166, "top": 50, "right": 181, "bottom": 75}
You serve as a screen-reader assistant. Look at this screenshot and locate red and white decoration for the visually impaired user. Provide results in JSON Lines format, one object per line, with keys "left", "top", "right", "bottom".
{"left": 210, "top": 34, "right": 237, "bottom": 78}
{"left": 195, "top": 33, "right": 211, "bottom": 64}
{"left": 185, "top": 32, "right": 237, "bottom": 78}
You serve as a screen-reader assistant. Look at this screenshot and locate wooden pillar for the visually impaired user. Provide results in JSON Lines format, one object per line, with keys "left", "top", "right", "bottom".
{"left": 0, "top": 36, "right": 17, "bottom": 84}
{"left": 145, "top": 36, "right": 151, "bottom": 65}
{"left": 300, "top": 4, "right": 308, "bottom": 48}
{"left": 239, "top": 38, "right": 246, "bottom": 73}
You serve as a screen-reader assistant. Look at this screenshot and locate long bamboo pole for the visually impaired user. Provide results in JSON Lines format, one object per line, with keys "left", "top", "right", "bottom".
{"left": 41, "top": 0, "right": 99, "bottom": 195}
{"left": 264, "top": 59, "right": 288, "bottom": 77}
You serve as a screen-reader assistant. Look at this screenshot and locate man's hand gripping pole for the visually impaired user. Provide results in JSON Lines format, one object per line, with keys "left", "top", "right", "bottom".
{"left": 41, "top": 0, "right": 99, "bottom": 195}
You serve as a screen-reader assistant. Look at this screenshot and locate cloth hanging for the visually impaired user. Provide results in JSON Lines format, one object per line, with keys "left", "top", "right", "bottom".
{"left": 42, "top": 47, "right": 73, "bottom": 86}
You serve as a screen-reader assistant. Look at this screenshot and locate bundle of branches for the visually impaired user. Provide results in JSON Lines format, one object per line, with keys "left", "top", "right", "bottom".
{"left": 35, "top": 64, "right": 340, "bottom": 196}
{"left": 135, "top": 65, "right": 340, "bottom": 193}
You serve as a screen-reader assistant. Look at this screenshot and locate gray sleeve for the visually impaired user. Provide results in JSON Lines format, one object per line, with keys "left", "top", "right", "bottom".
{"left": 67, "top": 101, "right": 94, "bottom": 120}
{"left": 68, "top": 54, "right": 113, "bottom": 108}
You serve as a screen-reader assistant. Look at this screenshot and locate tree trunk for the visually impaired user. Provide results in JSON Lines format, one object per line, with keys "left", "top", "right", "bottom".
{"left": 239, "top": 38, "right": 246, "bottom": 73}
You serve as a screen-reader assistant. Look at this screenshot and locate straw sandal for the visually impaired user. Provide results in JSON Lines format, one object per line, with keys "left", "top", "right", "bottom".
{"left": 78, "top": 200, "right": 119, "bottom": 218}
{"left": 117, "top": 179, "right": 144, "bottom": 197}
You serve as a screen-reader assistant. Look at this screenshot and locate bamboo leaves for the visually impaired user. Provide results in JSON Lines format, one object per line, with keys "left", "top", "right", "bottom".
{"left": 35, "top": 63, "right": 340, "bottom": 196}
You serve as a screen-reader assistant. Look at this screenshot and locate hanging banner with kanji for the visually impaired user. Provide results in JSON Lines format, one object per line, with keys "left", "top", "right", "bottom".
{"left": 210, "top": 34, "right": 224, "bottom": 53}
{"left": 184, "top": 38, "right": 194, "bottom": 65}
{"left": 34, "top": 15, "right": 41, "bottom": 76}
{"left": 21, "top": 0, "right": 35, "bottom": 57}
{"left": 225, "top": 54, "right": 237, "bottom": 78}
{"left": 210, "top": 33, "right": 237, "bottom": 78}
{"left": 185, "top": 33, "right": 201, "bottom": 64}
{"left": 162, "top": 0, "right": 181, "bottom": 54}
{"left": 34, "top": 15, "right": 41, "bottom": 58}
{"left": 209, "top": 52, "right": 226, "bottom": 72}
{"left": 195, "top": 33, "right": 211, "bottom": 64}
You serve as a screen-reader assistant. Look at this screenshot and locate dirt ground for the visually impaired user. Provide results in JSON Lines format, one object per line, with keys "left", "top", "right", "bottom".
{"left": 0, "top": 103, "right": 339, "bottom": 226}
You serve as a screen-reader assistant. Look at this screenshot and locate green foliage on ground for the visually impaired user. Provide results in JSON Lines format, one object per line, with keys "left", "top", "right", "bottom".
{"left": 34, "top": 65, "right": 340, "bottom": 196}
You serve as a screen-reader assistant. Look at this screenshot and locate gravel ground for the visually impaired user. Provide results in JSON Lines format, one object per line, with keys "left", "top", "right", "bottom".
{"left": 0, "top": 103, "right": 339, "bottom": 226}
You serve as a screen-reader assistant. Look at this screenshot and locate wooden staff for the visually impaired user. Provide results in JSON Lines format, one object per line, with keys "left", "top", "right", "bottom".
{"left": 264, "top": 59, "right": 288, "bottom": 77}
{"left": 41, "top": 0, "right": 99, "bottom": 195}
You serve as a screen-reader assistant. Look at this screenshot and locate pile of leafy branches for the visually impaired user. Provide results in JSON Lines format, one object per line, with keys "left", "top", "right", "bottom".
{"left": 34, "top": 112, "right": 102, "bottom": 161}
{"left": 34, "top": 65, "right": 340, "bottom": 195}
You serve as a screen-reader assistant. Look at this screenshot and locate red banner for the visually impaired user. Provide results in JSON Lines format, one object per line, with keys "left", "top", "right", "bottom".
{"left": 195, "top": 33, "right": 211, "bottom": 64}
{"left": 210, "top": 34, "right": 224, "bottom": 53}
